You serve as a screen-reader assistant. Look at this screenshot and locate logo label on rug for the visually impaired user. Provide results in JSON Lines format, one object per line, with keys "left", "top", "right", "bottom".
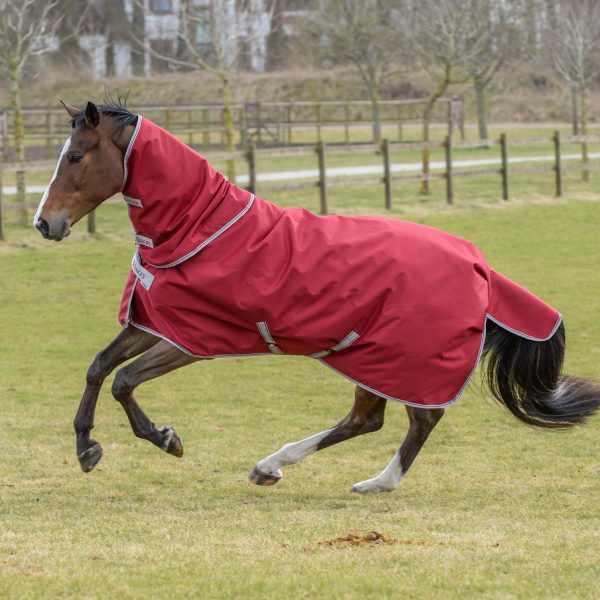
{"left": 135, "top": 234, "right": 154, "bottom": 248}
{"left": 124, "top": 195, "right": 143, "bottom": 208}
{"left": 132, "top": 256, "right": 155, "bottom": 290}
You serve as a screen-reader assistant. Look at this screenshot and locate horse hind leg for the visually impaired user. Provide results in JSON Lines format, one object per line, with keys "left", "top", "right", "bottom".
{"left": 351, "top": 405, "right": 444, "bottom": 493}
{"left": 249, "top": 387, "right": 387, "bottom": 486}
{"left": 111, "top": 340, "right": 199, "bottom": 457}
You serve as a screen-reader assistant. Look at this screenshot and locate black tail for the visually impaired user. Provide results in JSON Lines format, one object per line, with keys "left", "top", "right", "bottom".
{"left": 482, "top": 320, "right": 600, "bottom": 428}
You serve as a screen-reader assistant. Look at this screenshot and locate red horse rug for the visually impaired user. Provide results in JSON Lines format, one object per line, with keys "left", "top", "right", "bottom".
{"left": 118, "top": 117, "right": 562, "bottom": 408}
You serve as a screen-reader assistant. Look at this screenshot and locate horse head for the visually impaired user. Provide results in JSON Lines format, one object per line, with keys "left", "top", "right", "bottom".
{"left": 34, "top": 101, "right": 128, "bottom": 241}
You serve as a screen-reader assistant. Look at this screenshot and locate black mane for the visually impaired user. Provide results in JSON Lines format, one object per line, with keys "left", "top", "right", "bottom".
{"left": 72, "top": 94, "right": 138, "bottom": 133}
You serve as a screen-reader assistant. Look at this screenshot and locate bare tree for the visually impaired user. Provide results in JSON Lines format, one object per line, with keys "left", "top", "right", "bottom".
{"left": 407, "top": 0, "right": 494, "bottom": 192}
{"left": 133, "top": 0, "right": 275, "bottom": 183}
{"left": 298, "top": 0, "right": 406, "bottom": 145}
{"left": 546, "top": 0, "right": 600, "bottom": 181}
{"left": 0, "top": 0, "right": 66, "bottom": 224}
{"left": 462, "top": 1, "right": 515, "bottom": 143}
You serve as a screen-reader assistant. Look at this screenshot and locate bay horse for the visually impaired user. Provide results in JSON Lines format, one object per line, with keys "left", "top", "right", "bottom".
{"left": 33, "top": 101, "right": 600, "bottom": 493}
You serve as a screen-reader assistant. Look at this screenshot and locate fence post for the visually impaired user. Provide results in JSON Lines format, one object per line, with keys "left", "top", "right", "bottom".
{"left": 500, "top": 133, "right": 509, "bottom": 200}
{"left": 396, "top": 105, "right": 403, "bottom": 141}
{"left": 220, "top": 107, "right": 225, "bottom": 146}
{"left": 553, "top": 130, "right": 562, "bottom": 197}
{"left": 187, "top": 109, "right": 193, "bottom": 145}
{"left": 286, "top": 103, "right": 293, "bottom": 145}
{"left": 316, "top": 103, "right": 322, "bottom": 143}
{"left": 381, "top": 138, "right": 391, "bottom": 209}
{"left": 0, "top": 145, "right": 4, "bottom": 241}
{"left": 444, "top": 135, "right": 453, "bottom": 205}
{"left": 1, "top": 110, "right": 8, "bottom": 160}
{"left": 87, "top": 209, "right": 96, "bottom": 234}
{"left": 246, "top": 143, "right": 256, "bottom": 195}
{"left": 316, "top": 140, "right": 328, "bottom": 215}
{"left": 458, "top": 95, "right": 466, "bottom": 141}
{"left": 344, "top": 102, "right": 350, "bottom": 145}
{"left": 45, "top": 111, "right": 52, "bottom": 159}
{"left": 419, "top": 145, "right": 430, "bottom": 194}
{"left": 239, "top": 106, "right": 247, "bottom": 149}
{"left": 202, "top": 108, "right": 210, "bottom": 149}
{"left": 276, "top": 105, "right": 282, "bottom": 143}
{"left": 256, "top": 102, "right": 262, "bottom": 146}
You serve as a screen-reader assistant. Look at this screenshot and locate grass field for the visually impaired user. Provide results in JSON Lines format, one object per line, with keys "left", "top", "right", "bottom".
{"left": 1, "top": 191, "right": 599, "bottom": 598}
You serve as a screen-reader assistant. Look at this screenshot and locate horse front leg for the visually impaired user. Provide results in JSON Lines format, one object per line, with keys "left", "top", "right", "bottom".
{"left": 74, "top": 326, "right": 159, "bottom": 472}
{"left": 351, "top": 406, "right": 444, "bottom": 493}
{"left": 111, "top": 341, "right": 199, "bottom": 457}
{"left": 249, "top": 387, "right": 387, "bottom": 486}
{"left": 76, "top": 327, "right": 158, "bottom": 471}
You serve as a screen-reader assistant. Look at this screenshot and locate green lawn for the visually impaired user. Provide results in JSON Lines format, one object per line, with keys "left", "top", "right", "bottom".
{"left": 0, "top": 194, "right": 599, "bottom": 598}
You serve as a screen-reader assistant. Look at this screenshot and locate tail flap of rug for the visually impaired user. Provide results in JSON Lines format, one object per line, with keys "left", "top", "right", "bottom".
{"left": 488, "top": 270, "right": 561, "bottom": 341}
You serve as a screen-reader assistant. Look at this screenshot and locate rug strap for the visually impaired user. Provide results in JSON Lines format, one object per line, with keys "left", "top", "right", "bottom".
{"left": 256, "top": 322, "right": 284, "bottom": 355}
{"left": 310, "top": 331, "right": 360, "bottom": 359}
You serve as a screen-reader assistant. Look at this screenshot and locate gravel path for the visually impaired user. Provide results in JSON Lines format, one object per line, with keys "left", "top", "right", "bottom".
{"left": 3, "top": 151, "right": 599, "bottom": 195}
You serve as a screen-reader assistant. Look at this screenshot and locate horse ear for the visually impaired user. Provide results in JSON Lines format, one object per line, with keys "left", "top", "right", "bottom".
{"left": 60, "top": 100, "right": 81, "bottom": 119}
{"left": 84, "top": 101, "right": 100, "bottom": 128}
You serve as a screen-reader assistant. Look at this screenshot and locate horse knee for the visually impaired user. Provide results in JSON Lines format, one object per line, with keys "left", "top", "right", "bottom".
{"left": 111, "top": 369, "right": 134, "bottom": 401}
{"left": 86, "top": 353, "right": 109, "bottom": 386}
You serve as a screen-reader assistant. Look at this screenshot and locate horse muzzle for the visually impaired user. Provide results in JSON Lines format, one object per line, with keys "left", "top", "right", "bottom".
{"left": 35, "top": 216, "right": 71, "bottom": 241}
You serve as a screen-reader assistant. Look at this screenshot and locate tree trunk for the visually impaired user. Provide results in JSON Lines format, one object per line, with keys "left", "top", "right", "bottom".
{"left": 580, "top": 83, "right": 589, "bottom": 182}
{"left": 131, "top": 0, "right": 146, "bottom": 76}
{"left": 474, "top": 75, "right": 489, "bottom": 143}
{"left": 220, "top": 72, "right": 236, "bottom": 183}
{"left": 421, "top": 66, "right": 450, "bottom": 194}
{"left": 369, "top": 87, "right": 382, "bottom": 145}
{"left": 8, "top": 55, "right": 27, "bottom": 225}
{"left": 571, "top": 87, "right": 579, "bottom": 135}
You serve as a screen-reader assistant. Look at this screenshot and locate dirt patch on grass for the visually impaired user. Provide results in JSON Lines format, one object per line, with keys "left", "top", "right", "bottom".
{"left": 315, "top": 530, "right": 398, "bottom": 548}
{"left": 310, "top": 530, "right": 450, "bottom": 550}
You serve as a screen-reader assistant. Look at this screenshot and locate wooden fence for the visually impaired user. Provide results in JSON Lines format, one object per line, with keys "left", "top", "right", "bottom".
{"left": 0, "top": 97, "right": 462, "bottom": 161}
{"left": 242, "top": 132, "right": 598, "bottom": 212}
{"left": 0, "top": 131, "right": 597, "bottom": 241}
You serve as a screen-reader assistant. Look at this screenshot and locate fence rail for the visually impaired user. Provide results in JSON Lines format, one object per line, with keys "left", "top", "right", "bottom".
{"left": 0, "top": 97, "right": 462, "bottom": 161}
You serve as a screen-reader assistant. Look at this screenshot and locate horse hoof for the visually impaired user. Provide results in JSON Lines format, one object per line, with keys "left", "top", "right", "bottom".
{"left": 159, "top": 426, "right": 183, "bottom": 458}
{"left": 350, "top": 481, "right": 393, "bottom": 494}
{"left": 248, "top": 465, "right": 281, "bottom": 486}
{"left": 78, "top": 443, "right": 103, "bottom": 473}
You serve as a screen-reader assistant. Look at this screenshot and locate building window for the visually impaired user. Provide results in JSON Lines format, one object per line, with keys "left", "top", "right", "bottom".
{"left": 151, "top": 0, "right": 172, "bottom": 14}
{"left": 196, "top": 23, "right": 210, "bottom": 46}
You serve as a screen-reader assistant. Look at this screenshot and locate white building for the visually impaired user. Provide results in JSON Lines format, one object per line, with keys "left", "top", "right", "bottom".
{"left": 76, "top": 0, "right": 284, "bottom": 78}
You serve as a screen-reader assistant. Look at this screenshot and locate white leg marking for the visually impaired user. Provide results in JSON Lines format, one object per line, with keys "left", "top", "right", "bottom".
{"left": 351, "top": 450, "right": 403, "bottom": 493}
{"left": 159, "top": 425, "right": 175, "bottom": 451}
{"left": 256, "top": 428, "right": 334, "bottom": 478}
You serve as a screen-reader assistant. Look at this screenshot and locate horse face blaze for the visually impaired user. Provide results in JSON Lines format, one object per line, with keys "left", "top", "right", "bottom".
{"left": 34, "top": 112, "right": 124, "bottom": 241}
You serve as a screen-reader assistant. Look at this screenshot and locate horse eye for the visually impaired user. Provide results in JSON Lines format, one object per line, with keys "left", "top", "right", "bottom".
{"left": 68, "top": 154, "right": 82, "bottom": 164}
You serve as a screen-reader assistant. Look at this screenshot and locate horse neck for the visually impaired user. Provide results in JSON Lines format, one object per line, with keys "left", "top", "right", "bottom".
{"left": 112, "top": 122, "right": 136, "bottom": 158}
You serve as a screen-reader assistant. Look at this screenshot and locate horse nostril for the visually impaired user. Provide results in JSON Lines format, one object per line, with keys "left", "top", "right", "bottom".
{"left": 36, "top": 218, "right": 50, "bottom": 237}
